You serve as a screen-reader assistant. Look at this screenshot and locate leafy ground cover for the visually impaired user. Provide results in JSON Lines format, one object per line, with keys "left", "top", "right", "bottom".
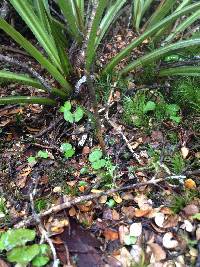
{"left": 0, "top": 1, "right": 200, "bottom": 267}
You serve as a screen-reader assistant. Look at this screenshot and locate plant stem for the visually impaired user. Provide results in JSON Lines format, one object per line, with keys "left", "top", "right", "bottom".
{"left": 86, "top": 73, "right": 106, "bottom": 154}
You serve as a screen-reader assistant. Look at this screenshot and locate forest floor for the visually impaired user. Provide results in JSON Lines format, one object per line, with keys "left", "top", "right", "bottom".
{"left": 0, "top": 19, "right": 200, "bottom": 267}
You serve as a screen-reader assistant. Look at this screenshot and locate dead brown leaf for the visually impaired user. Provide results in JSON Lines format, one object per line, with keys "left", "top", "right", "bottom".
{"left": 163, "top": 214, "right": 179, "bottom": 228}
{"left": 149, "top": 243, "right": 166, "bottom": 262}
{"left": 134, "top": 208, "right": 152, "bottom": 218}
{"left": 104, "top": 228, "right": 119, "bottom": 241}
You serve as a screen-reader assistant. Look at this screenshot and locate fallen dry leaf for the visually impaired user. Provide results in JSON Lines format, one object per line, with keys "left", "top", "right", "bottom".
{"left": 114, "top": 247, "right": 133, "bottom": 267}
{"left": 184, "top": 178, "right": 196, "bottom": 189}
{"left": 16, "top": 166, "right": 32, "bottom": 188}
{"left": 98, "top": 195, "right": 108, "bottom": 204}
{"left": 121, "top": 206, "right": 135, "bottom": 219}
{"left": 162, "top": 232, "right": 178, "bottom": 249}
{"left": 163, "top": 214, "right": 179, "bottom": 228}
{"left": 119, "top": 225, "right": 129, "bottom": 244}
{"left": 69, "top": 207, "right": 76, "bottom": 216}
{"left": 154, "top": 213, "right": 165, "bottom": 228}
{"left": 112, "top": 209, "right": 120, "bottom": 220}
{"left": 0, "top": 258, "right": 10, "bottom": 267}
{"left": 113, "top": 193, "right": 123, "bottom": 204}
{"left": 82, "top": 146, "right": 90, "bottom": 154}
{"left": 134, "top": 208, "right": 152, "bottom": 217}
{"left": 104, "top": 228, "right": 119, "bottom": 241}
{"left": 129, "top": 223, "right": 142, "bottom": 237}
{"left": 180, "top": 220, "right": 194, "bottom": 232}
{"left": 149, "top": 243, "right": 166, "bottom": 262}
{"left": 130, "top": 245, "right": 143, "bottom": 264}
{"left": 181, "top": 146, "right": 189, "bottom": 159}
{"left": 134, "top": 194, "right": 153, "bottom": 210}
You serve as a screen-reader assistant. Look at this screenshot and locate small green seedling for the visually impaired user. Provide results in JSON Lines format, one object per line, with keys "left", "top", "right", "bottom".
{"left": 27, "top": 150, "right": 49, "bottom": 165}
{"left": 60, "top": 143, "right": 75, "bottom": 158}
{"left": 0, "top": 228, "right": 50, "bottom": 266}
{"left": 89, "top": 149, "right": 106, "bottom": 170}
{"left": 123, "top": 234, "right": 137, "bottom": 246}
{"left": 37, "top": 150, "right": 49, "bottom": 159}
{"left": 106, "top": 198, "right": 116, "bottom": 208}
{"left": 60, "top": 101, "right": 84, "bottom": 123}
{"left": 27, "top": 156, "right": 37, "bottom": 164}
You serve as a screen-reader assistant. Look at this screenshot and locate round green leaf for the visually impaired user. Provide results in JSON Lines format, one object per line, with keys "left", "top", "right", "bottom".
{"left": 38, "top": 244, "right": 50, "bottom": 255}
{"left": 124, "top": 235, "right": 137, "bottom": 246}
{"left": 28, "top": 156, "right": 37, "bottom": 164}
{"left": 64, "top": 148, "right": 75, "bottom": 158}
{"left": 32, "top": 255, "right": 50, "bottom": 267}
{"left": 7, "top": 245, "right": 40, "bottom": 264}
{"left": 106, "top": 199, "right": 116, "bottom": 208}
{"left": 0, "top": 229, "right": 36, "bottom": 251}
{"left": 61, "top": 101, "right": 71, "bottom": 112}
{"left": 64, "top": 110, "right": 74, "bottom": 123}
{"left": 60, "top": 143, "right": 72, "bottom": 152}
{"left": 74, "top": 107, "right": 84, "bottom": 122}
{"left": 92, "top": 159, "right": 106, "bottom": 170}
{"left": 89, "top": 149, "right": 103, "bottom": 163}
{"left": 37, "top": 150, "right": 49, "bottom": 159}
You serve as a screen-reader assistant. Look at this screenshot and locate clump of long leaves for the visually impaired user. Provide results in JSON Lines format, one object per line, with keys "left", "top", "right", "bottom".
{"left": 0, "top": 0, "right": 200, "bottom": 105}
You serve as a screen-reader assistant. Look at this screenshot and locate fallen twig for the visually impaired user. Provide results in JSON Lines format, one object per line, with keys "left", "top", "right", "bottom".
{"left": 35, "top": 115, "right": 63, "bottom": 137}
{"left": 14, "top": 176, "right": 181, "bottom": 228}
{"left": 30, "top": 180, "right": 59, "bottom": 267}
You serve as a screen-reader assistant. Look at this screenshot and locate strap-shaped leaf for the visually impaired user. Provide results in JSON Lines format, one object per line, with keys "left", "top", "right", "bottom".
{"left": 86, "top": 0, "right": 108, "bottom": 71}
{"left": 119, "top": 39, "right": 200, "bottom": 75}
{"left": 58, "top": 0, "right": 83, "bottom": 42}
{"left": 10, "top": 0, "right": 61, "bottom": 70}
{"left": 0, "top": 71, "right": 67, "bottom": 99}
{"left": 145, "top": 0, "right": 177, "bottom": 30}
{"left": 76, "top": 0, "right": 85, "bottom": 21}
{"left": 102, "top": 2, "right": 200, "bottom": 74}
{"left": 95, "top": 0, "right": 127, "bottom": 51}
{"left": 133, "top": 0, "right": 144, "bottom": 31}
{"left": 0, "top": 96, "right": 56, "bottom": 105}
{"left": 159, "top": 66, "right": 200, "bottom": 76}
{"left": 0, "top": 18, "right": 71, "bottom": 92}
{"left": 164, "top": 10, "right": 200, "bottom": 43}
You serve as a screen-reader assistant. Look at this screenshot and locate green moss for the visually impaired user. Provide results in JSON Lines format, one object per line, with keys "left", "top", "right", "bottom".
{"left": 171, "top": 77, "right": 200, "bottom": 113}
{"left": 122, "top": 90, "right": 181, "bottom": 128}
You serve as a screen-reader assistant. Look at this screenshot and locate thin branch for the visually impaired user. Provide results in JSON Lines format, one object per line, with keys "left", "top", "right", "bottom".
{"left": 30, "top": 181, "right": 59, "bottom": 267}
{"left": 14, "top": 175, "right": 186, "bottom": 229}
{"left": 0, "top": 54, "right": 53, "bottom": 93}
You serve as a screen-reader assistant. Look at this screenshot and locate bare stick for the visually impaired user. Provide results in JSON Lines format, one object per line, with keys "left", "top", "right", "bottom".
{"left": 15, "top": 177, "right": 169, "bottom": 228}
{"left": 30, "top": 182, "right": 59, "bottom": 267}
{"left": 0, "top": 54, "right": 52, "bottom": 93}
